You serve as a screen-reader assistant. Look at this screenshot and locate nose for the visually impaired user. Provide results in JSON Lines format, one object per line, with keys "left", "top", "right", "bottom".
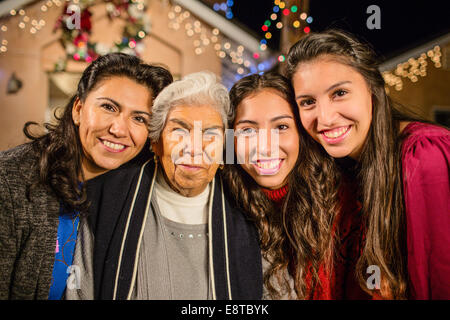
{"left": 316, "top": 101, "right": 337, "bottom": 128}
{"left": 258, "top": 128, "right": 279, "bottom": 158}
{"left": 108, "top": 114, "right": 128, "bottom": 138}
{"left": 182, "top": 130, "right": 203, "bottom": 159}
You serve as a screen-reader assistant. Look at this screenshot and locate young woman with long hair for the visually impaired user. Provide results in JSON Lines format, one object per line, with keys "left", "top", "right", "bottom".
{"left": 0, "top": 53, "right": 172, "bottom": 299}
{"left": 223, "top": 72, "right": 332, "bottom": 299}
{"left": 285, "top": 29, "right": 449, "bottom": 299}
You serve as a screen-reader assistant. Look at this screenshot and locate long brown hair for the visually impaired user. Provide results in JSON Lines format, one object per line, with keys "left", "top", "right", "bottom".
{"left": 224, "top": 72, "right": 333, "bottom": 298}
{"left": 285, "top": 29, "right": 423, "bottom": 299}
{"left": 24, "top": 53, "right": 173, "bottom": 212}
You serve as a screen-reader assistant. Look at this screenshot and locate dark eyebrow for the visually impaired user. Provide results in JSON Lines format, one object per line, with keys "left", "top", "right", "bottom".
{"left": 325, "top": 81, "right": 351, "bottom": 93}
{"left": 132, "top": 110, "right": 151, "bottom": 117}
{"left": 235, "top": 116, "right": 292, "bottom": 125}
{"left": 169, "top": 118, "right": 192, "bottom": 130}
{"left": 97, "top": 97, "right": 120, "bottom": 107}
{"left": 271, "top": 115, "right": 293, "bottom": 122}
{"left": 97, "top": 97, "right": 150, "bottom": 117}
{"left": 235, "top": 119, "right": 258, "bottom": 125}
{"left": 295, "top": 81, "right": 352, "bottom": 100}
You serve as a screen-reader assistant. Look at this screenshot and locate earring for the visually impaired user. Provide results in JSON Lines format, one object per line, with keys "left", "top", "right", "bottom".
{"left": 153, "top": 153, "right": 158, "bottom": 164}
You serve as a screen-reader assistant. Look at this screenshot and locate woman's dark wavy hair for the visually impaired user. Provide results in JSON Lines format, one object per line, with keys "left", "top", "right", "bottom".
{"left": 24, "top": 53, "right": 173, "bottom": 213}
{"left": 223, "top": 72, "right": 328, "bottom": 298}
{"left": 285, "top": 29, "right": 425, "bottom": 299}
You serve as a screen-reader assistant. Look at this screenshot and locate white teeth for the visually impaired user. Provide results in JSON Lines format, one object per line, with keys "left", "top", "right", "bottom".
{"left": 255, "top": 159, "right": 281, "bottom": 169}
{"left": 323, "top": 126, "right": 349, "bottom": 138}
{"left": 102, "top": 140, "right": 125, "bottom": 150}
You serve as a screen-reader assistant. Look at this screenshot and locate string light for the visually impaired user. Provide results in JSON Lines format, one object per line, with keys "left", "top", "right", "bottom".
{"left": 1, "top": 0, "right": 262, "bottom": 79}
{"left": 382, "top": 46, "right": 442, "bottom": 91}
{"left": 257, "top": 1, "right": 313, "bottom": 54}
{"left": 213, "top": 1, "right": 234, "bottom": 20}
{"left": 0, "top": 0, "right": 64, "bottom": 55}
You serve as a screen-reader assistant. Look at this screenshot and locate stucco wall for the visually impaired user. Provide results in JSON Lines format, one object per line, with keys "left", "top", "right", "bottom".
{"left": 387, "top": 42, "right": 450, "bottom": 122}
{"left": 0, "top": 0, "right": 222, "bottom": 150}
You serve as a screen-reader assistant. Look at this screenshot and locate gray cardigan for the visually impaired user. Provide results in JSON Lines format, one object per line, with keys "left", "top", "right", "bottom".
{"left": 0, "top": 143, "right": 60, "bottom": 300}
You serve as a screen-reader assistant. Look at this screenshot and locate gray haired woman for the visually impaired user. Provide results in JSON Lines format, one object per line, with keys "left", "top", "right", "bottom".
{"left": 83, "top": 71, "right": 263, "bottom": 300}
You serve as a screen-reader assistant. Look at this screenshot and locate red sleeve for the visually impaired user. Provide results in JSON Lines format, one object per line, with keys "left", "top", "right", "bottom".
{"left": 402, "top": 125, "right": 450, "bottom": 299}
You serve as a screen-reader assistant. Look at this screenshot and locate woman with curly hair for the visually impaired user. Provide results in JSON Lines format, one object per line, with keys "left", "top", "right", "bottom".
{"left": 223, "top": 72, "right": 327, "bottom": 299}
{"left": 285, "top": 29, "right": 450, "bottom": 299}
{"left": 0, "top": 53, "right": 172, "bottom": 299}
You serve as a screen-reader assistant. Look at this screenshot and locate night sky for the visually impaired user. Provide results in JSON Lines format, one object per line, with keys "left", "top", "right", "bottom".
{"left": 230, "top": 0, "right": 450, "bottom": 61}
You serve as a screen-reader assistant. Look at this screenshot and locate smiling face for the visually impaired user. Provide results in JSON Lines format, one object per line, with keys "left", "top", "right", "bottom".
{"left": 152, "top": 104, "right": 224, "bottom": 197}
{"left": 292, "top": 57, "right": 373, "bottom": 159}
{"left": 234, "top": 89, "right": 300, "bottom": 190}
{"left": 72, "top": 76, "right": 152, "bottom": 180}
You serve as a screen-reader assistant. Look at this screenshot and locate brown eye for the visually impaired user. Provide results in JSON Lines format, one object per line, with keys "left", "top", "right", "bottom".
{"left": 298, "top": 98, "right": 315, "bottom": 107}
{"left": 333, "top": 89, "right": 347, "bottom": 97}
{"left": 133, "top": 116, "right": 147, "bottom": 124}
{"left": 101, "top": 103, "right": 116, "bottom": 112}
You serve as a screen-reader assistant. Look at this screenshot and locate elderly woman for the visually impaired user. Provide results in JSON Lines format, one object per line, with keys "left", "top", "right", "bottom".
{"left": 85, "top": 71, "right": 262, "bottom": 300}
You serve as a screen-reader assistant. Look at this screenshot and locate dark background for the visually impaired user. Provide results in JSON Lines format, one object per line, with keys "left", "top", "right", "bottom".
{"left": 217, "top": 0, "right": 450, "bottom": 60}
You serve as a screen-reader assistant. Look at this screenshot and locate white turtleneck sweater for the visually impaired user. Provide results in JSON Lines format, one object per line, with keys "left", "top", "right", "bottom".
{"left": 154, "top": 168, "right": 211, "bottom": 224}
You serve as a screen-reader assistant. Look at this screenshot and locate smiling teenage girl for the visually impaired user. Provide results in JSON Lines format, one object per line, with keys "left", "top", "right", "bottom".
{"left": 286, "top": 29, "right": 450, "bottom": 299}
{"left": 224, "top": 73, "right": 305, "bottom": 299}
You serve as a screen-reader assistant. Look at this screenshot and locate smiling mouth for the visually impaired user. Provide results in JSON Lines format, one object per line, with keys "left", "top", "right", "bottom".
{"left": 100, "top": 139, "right": 128, "bottom": 152}
{"left": 252, "top": 159, "right": 283, "bottom": 175}
{"left": 320, "top": 125, "right": 352, "bottom": 143}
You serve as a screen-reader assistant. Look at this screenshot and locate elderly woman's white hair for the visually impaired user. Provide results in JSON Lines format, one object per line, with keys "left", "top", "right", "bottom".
{"left": 149, "top": 71, "right": 230, "bottom": 142}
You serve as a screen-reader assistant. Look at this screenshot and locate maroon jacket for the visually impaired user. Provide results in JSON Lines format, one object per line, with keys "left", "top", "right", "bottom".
{"left": 401, "top": 122, "right": 450, "bottom": 299}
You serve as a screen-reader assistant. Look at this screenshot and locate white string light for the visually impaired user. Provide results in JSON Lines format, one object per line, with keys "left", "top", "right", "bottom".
{"left": 382, "top": 46, "right": 442, "bottom": 91}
